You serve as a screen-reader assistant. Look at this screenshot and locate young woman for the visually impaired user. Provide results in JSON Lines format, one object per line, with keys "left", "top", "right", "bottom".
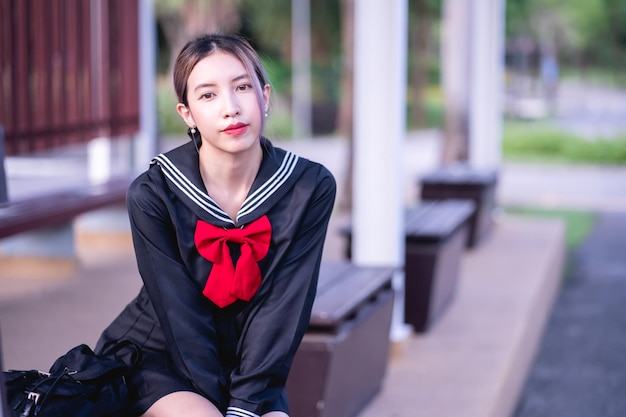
{"left": 95, "top": 33, "right": 336, "bottom": 417}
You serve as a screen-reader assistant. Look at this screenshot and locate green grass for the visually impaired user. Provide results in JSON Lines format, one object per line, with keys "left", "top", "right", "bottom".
{"left": 505, "top": 207, "right": 596, "bottom": 249}
{"left": 503, "top": 121, "right": 626, "bottom": 164}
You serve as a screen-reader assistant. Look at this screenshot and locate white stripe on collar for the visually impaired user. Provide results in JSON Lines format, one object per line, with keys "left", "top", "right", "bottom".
{"left": 152, "top": 151, "right": 299, "bottom": 225}
{"left": 238, "top": 151, "right": 299, "bottom": 218}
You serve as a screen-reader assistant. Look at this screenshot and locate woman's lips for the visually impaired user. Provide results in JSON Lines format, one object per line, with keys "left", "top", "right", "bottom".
{"left": 223, "top": 123, "right": 247, "bottom": 135}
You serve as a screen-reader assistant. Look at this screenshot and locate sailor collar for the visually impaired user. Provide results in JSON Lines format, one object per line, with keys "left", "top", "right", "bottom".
{"left": 150, "top": 137, "right": 305, "bottom": 227}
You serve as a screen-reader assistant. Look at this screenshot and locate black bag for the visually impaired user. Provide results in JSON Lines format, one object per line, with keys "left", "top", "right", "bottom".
{"left": 4, "top": 342, "right": 139, "bottom": 417}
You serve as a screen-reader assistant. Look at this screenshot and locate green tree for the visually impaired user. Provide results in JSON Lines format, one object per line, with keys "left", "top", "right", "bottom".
{"left": 408, "top": 0, "right": 441, "bottom": 128}
{"left": 155, "top": 0, "right": 242, "bottom": 78}
{"left": 506, "top": 0, "right": 626, "bottom": 74}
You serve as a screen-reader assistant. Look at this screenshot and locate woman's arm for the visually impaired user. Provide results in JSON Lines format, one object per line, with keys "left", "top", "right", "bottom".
{"left": 126, "top": 176, "right": 229, "bottom": 408}
{"left": 227, "top": 168, "right": 336, "bottom": 416}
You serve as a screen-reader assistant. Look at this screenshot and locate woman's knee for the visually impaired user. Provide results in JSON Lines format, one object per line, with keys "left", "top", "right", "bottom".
{"left": 141, "top": 391, "right": 223, "bottom": 417}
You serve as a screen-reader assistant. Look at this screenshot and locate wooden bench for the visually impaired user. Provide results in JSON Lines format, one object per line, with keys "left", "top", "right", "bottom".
{"left": 403, "top": 199, "right": 474, "bottom": 332}
{"left": 0, "top": 127, "right": 131, "bottom": 260}
{"left": 419, "top": 163, "right": 498, "bottom": 248}
{"left": 341, "top": 199, "right": 475, "bottom": 333}
{"left": 286, "top": 262, "right": 395, "bottom": 417}
{"left": 0, "top": 178, "right": 130, "bottom": 240}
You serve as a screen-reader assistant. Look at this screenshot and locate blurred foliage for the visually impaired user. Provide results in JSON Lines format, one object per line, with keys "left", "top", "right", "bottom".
{"left": 506, "top": 0, "right": 626, "bottom": 73}
{"left": 154, "top": 0, "right": 626, "bottom": 137}
{"left": 240, "top": 0, "right": 342, "bottom": 109}
{"left": 407, "top": 85, "right": 444, "bottom": 129}
{"left": 157, "top": 79, "right": 186, "bottom": 135}
{"left": 502, "top": 121, "right": 626, "bottom": 164}
{"left": 156, "top": 0, "right": 344, "bottom": 136}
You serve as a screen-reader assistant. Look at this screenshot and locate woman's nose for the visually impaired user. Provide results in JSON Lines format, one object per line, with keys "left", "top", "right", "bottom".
{"left": 222, "top": 92, "right": 241, "bottom": 117}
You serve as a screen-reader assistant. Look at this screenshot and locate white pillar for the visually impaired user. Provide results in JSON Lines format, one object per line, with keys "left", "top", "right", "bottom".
{"left": 353, "top": 0, "right": 408, "bottom": 340}
{"left": 88, "top": 136, "right": 112, "bottom": 183}
{"left": 469, "top": 0, "right": 506, "bottom": 170}
{"left": 135, "top": 0, "right": 158, "bottom": 171}
{"left": 291, "top": 0, "right": 312, "bottom": 138}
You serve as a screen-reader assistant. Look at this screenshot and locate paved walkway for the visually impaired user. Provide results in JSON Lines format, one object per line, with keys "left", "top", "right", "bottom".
{"left": 513, "top": 211, "right": 626, "bottom": 417}
{"left": 357, "top": 215, "right": 565, "bottom": 417}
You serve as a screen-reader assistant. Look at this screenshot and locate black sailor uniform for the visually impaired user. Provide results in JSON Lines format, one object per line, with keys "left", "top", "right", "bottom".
{"left": 95, "top": 137, "right": 336, "bottom": 417}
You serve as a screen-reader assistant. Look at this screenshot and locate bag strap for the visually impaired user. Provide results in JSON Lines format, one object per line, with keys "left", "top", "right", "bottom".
{"left": 13, "top": 370, "right": 71, "bottom": 416}
{"left": 31, "top": 370, "right": 74, "bottom": 414}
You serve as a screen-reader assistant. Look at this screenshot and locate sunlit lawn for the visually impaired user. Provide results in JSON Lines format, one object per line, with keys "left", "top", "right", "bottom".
{"left": 503, "top": 121, "right": 626, "bottom": 165}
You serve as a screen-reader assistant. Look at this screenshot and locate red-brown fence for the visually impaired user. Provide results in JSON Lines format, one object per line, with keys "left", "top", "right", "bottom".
{"left": 0, "top": 0, "right": 140, "bottom": 156}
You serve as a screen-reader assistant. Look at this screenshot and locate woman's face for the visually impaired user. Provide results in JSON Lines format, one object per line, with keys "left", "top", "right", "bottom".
{"left": 177, "top": 51, "right": 270, "bottom": 156}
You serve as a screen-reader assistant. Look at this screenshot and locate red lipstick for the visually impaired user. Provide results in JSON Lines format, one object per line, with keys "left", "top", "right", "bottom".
{"left": 223, "top": 122, "right": 248, "bottom": 136}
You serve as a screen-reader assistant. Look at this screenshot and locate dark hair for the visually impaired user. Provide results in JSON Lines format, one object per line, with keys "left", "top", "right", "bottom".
{"left": 173, "top": 33, "right": 269, "bottom": 114}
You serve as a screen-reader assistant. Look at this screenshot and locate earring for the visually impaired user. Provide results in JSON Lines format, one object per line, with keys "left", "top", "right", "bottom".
{"left": 188, "top": 126, "right": 201, "bottom": 152}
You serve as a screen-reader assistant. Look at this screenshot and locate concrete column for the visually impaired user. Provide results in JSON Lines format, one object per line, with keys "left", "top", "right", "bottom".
{"left": 88, "top": 136, "right": 112, "bottom": 183}
{"left": 353, "top": 0, "right": 408, "bottom": 340}
{"left": 291, "top": 0, "right": 312, "bottom": 138}
{"left": 135, "top": 0, "right": 158, "bottom": 171}
{"left": 469, "top": 0, "right": 506, "bottom": 170}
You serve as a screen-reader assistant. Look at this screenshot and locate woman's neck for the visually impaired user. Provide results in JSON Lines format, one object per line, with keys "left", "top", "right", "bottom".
{"left": 198, "top": 143, "right": 263, "bottom": 223}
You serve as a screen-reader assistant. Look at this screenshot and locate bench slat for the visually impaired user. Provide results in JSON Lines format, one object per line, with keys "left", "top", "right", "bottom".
{"left": 0, "top": 177, "right": 130, "bottom": 239}
{"left": 405, "top": 199, "right": 475, "bottom": 242}
{"left": 310, "top": 262, "right": 395, "bottom": 330}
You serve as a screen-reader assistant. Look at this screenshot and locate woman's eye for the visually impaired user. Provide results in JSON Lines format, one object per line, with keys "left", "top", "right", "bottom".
{"left": 200, "top": 92, "right": 215, "bottom": 100}
{"left": 237, "top": 84, "right": 252, "bottom": 92}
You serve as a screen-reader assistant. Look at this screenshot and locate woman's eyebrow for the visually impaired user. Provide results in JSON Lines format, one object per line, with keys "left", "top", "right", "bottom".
{"left": 232, "top": 74, "right": 250, "bottom": 83}
{"left": 192, "top": 74, "right": 250, "bottom": 93}
{"left": 193, "top": 82, "right": 216, "bottom": 93}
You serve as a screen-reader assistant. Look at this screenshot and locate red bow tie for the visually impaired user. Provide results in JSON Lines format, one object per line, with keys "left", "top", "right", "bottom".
{"left": 194, "top": 215, "right": 272, "bottom": 307}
